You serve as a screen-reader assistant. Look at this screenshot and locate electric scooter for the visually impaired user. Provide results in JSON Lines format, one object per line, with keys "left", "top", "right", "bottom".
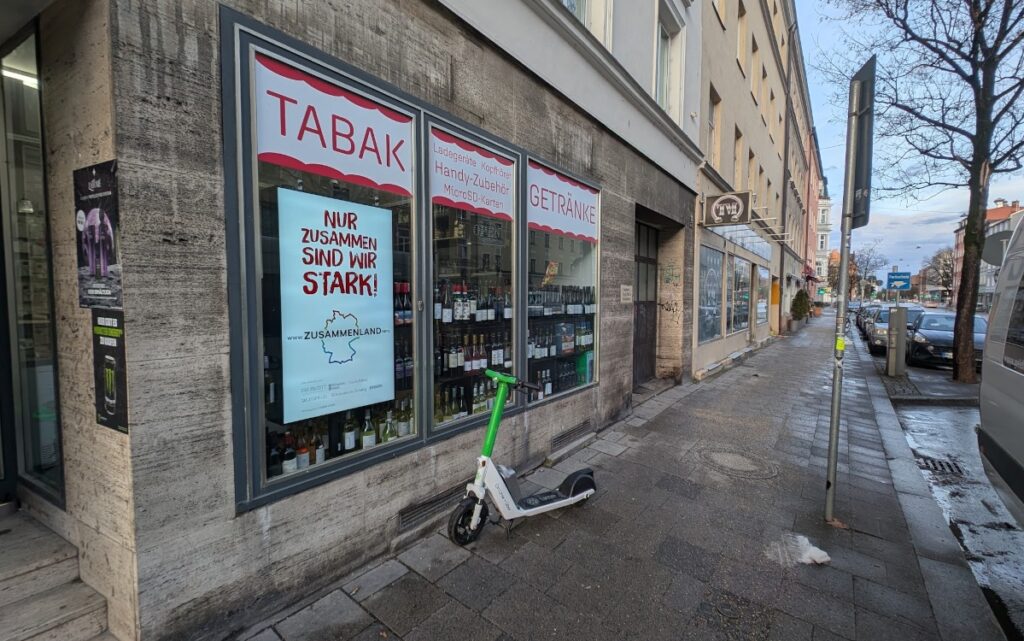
{"left": 447, "top": 369, "right": 597, "bottom": 545}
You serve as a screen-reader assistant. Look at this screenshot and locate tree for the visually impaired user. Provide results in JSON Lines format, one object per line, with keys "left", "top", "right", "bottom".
{"left": 822, "top": 0, "right": 1024, "bottom": 383}
{"left": 849, "top": 242, "right": 888, "bottom": 300}
{"left": 922, "top": 246, "right": 955, "bottom": 298}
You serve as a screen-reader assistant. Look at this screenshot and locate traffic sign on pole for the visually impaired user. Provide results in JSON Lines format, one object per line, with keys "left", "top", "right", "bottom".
{"left": 887, "top": 272, "right": 911, "bottom": 291}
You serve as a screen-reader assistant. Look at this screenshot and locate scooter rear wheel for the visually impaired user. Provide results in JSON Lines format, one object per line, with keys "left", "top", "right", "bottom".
{"left": 570, "top": 475, "right": 596, "bottom": 506}
{"left": 448, "top": 497, "right": 488, "bottom": 545}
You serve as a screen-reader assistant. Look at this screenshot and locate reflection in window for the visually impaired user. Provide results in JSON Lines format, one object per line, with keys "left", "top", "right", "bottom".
{"left": 729, "top": 256, "right": 751, "bottom": 332}
{"left": 757, "top": 266, "right": 770, "bottom": 324}
{"left": 699, "top": 246, "right": 724, "bottom": 342}
{"left": 561, "top": 0, "right": 588, "bottom": 25}
{"left": 2, "top": 34, "right": 63, "bottom": 494}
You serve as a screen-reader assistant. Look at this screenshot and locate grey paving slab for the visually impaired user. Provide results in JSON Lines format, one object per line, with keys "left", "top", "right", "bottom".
{"left": 776, "top": 581, "right": 856, "bottom": 639}
{"left": 768, "top": 611, "right": 814, "bottom": 641}
{"left": 348, "top": 624, "right": 402, "bottom": 641}
{"left": 246, "top": 629, "right": 281, "bottom": 641}
{"left": 852, "top": 576, "right": 937, "bottom": 635}
{"left": 362, "top": 573, "right": 452, "bottom": 637}
{"left": 343, "top": 559, "right": 408, "bottom": 602}
{"left": 275, "top": 590, "right": 371, "bottom": 641}
{"left": 436, "top": 555, "right": 513, "bottom": 612}
{"left": 896, "top": 493, "right": 969, "bottom": 565}
{"left": 854, "top": 607, "right": 933, "bottom": 641}
{"left": 481, "top": 582, "right": 611, "bottom": 641}
{"left": 498, "top": 541, "right": 570, "bottom": 592}
{"left": 398, "top": 533, "right": 471, "bottom": 582}
{"left": 918, "top": 556, "right": 1005, "bottom": 641}
{"left": 589, "top": 438, "right": 628, "bottom": 456}
{"left": 405, "top": 602, "right": 502, "bottom": 641}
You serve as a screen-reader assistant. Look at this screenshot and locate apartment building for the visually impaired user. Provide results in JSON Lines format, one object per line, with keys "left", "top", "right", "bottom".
{"left": 815, "top": 178, "right": 834, "bottom": 302}
{"left": 952, "top": 198, "right": 1023, "bottom": 308}
{"left": 0, "top": 1, "right": 707, "bottom": 639}
{"left": 693, "top": 0, "right": 820, "bottom": 377}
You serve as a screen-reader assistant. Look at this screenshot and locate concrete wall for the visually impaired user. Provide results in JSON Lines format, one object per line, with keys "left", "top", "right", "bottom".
{"left": 20, "top": 1, "right": 140, "bottom": 639}
{"left": 103, "top": 0, "right": 695, "bottom": 638}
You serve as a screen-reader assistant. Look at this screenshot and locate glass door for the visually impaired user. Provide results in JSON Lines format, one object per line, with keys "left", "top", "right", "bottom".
{"left": 0, "top": 31, "right": 64, "bottom": 502}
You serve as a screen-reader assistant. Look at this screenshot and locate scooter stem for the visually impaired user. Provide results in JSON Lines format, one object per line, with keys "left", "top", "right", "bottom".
{"left": 481, "top": 369, "right": 514, "bottom": 458}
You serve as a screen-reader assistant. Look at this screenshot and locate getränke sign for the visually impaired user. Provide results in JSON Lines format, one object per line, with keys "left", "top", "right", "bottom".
{"left": 526, "top": 160, "right": 598, "bottom": 243}
{"left": 254, "top": 53, "right": 414, "bottom": 197}
{"left": 703, "top": 191, "right": 752, "bottom": 227}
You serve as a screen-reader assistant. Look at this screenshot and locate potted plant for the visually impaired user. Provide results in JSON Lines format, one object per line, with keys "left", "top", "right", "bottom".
{"left": 790, "top": 290, "right": 811, "bottom": 328}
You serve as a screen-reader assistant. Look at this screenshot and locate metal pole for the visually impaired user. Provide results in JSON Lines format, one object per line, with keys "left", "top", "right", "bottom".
{"left": 825, "top": 79, "right": 861, "bottom": 523}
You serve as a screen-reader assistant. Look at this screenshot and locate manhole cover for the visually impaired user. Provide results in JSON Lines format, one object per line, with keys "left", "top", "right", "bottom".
{"left": 696, "top": 446, "right": 779, "bottom": 480}
{"left": 915, "top": 454, "right": 966, "bottom": 476}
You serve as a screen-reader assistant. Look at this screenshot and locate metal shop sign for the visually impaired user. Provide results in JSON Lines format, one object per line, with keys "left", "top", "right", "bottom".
{"left": 526, "top": 160, "right": 599, "bottom": 244}
{"left": 277, "top": 188, "right": 395, "bottom": 423}
{"left": 703, "top": 192, "right": 752, "bottom": 227}
{"left": 254, "top": 53, "right": 414, "bottom": 197}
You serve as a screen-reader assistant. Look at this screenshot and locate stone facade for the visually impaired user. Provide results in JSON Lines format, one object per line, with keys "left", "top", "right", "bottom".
{"left": 15, "top": 0, "right": 699, "bottom": 639}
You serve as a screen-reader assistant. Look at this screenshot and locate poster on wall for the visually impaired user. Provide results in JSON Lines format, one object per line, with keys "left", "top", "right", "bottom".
{"left": 277, "top": 188, "right": 395, "bottom": 423}
{"left": 92, "top": 309, "right": 128, "bottom": 434}
{"left": 526, "top": 160, "right": 599, "bottom": 243}
{"left": 254, "top": 53, "right": 414, "bottom": 197}
{"left": 74, "top": 160, "right": 123, "bottom": 309}
{"left": 429, "top": 127, "right": 514, "bottom": 220}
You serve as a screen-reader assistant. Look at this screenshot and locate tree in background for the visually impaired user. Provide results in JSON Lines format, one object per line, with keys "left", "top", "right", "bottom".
{"left": 849, "top": 242, "right": 888, "bottom": 300}
{"left": 922, "top": 247, "right": 956, "bottom": 301}
{"left": 823, "top": 0, "right": 1024, "bottom": 383}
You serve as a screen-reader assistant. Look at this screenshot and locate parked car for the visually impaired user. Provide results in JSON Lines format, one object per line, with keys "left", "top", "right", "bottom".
{"left": 858, "top": 304, "right": 881, "bottom": 336}
{"left": 980, "top": 217, "right": 1024, "bottom": 507}
{"left": 867, "top": 306, "right": 925, "bottom": 355}
{"left": 906, "top": 312, "right": 987, "bottom": 367}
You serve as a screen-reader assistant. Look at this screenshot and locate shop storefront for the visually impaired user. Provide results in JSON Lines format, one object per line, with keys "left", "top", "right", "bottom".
{"left": 3, "top": 2, "right": 698, "bottom": 640}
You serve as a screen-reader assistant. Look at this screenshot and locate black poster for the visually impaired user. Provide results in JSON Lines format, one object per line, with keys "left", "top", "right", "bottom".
{"left": 92, "top": 309, "right": 128, "bottom": 433}
{"left": 74, "top": 160, "right": 123, "bottom": 309}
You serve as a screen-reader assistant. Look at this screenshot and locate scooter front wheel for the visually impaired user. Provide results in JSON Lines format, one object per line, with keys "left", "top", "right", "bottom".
{"left": 448, "top": 497, "right": 488, "bottom": 545}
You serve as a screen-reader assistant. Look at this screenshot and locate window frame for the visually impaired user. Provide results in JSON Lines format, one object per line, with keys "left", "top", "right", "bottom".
{"left": 221, "top": 9, "right": 601, "bottom": 510}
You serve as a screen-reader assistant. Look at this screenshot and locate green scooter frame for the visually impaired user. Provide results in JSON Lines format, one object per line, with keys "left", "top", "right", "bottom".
{"left": 447, "top": 370, "right": 596, "bottom": 545}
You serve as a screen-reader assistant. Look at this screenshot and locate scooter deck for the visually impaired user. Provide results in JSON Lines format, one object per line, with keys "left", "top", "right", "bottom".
{"left": 517, "top": 490, "right": 569, "bottom": 510}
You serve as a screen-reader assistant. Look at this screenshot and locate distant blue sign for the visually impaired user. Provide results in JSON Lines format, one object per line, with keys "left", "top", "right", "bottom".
{"left": 887, "top": 271, "right": 912, "bottom": 291}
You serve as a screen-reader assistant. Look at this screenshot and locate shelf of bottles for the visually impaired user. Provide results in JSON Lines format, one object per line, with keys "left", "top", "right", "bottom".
{"left": 259, "top": 167, "right": 419, "bottom": 481}
{"left": 526, "top": 285, "right": 596, "bottom": 402}
{"left": 432, "top": 205, "right": 514, "bottom": 428}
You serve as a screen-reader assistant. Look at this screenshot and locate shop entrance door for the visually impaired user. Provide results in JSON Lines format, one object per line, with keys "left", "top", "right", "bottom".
{"left": 633, "top": 223, "right": 658, "bottom": 388}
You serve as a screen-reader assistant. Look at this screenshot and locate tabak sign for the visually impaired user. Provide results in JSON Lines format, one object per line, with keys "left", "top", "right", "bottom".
{"left": 254, "top": 53, "right": 414, "bottom": 196}
{"left": 704, "top": 192, "right": 752, "bottom": 227}
{"left": 277, "top": 188, "right": 395, "bottom": 424}
{"left": 526, "top": 160, "right": 599, "bottom": 243}
{"left": 429, "top": 127, "right": 514, "bottom": 220}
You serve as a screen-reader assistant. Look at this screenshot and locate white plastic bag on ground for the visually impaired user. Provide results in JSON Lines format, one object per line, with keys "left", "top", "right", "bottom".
{"left": 764, "top": 532, "right": 831, "bottom": 566}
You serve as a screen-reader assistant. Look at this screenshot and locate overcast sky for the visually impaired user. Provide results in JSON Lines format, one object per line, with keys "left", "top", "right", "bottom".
{"left": 795, "top": 1, "right": 1024, "bottom": 282}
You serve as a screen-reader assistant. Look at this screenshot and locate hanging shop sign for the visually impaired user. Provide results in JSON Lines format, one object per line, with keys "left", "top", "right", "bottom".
{"left": 526, "top": 160, "right": 598, "bottom": 243}
{"left": 429, "top": 127, "right": 514, "bottom": 220}
{"left": 703, "top": 192, "right": 752, "bottom": 227}
{"left": 74, "top": 160, "right": 123, "bottom": 309}
{"left": 277, "top": 188, "right": 395, "bottom": 423}
{"left": 92, "top": 309, "right": 128, "bottom": 433}
{"left": 254, "top": 53, "right": 414, "bottom": 197}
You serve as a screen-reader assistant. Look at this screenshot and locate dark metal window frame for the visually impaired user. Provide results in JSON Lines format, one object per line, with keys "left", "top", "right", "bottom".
{"left": 0, "top": 21, "right": 65, "bottom": 508}
{"left": 220, "top": 7, "right": 601, "bottom": 510}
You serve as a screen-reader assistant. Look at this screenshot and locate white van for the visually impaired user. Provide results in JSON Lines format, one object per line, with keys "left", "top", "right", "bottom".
{"left": 980, "top": 217, "right": 1024, "bottom": 511}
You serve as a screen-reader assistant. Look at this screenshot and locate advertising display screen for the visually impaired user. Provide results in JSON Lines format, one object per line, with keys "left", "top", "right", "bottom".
{"left": 277, "top": 188, "right": 395, "bottom": 423}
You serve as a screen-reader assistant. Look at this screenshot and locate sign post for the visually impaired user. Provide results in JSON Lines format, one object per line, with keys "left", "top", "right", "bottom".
{"left": 825, "top": 56, "right": 875, "bottom": 525}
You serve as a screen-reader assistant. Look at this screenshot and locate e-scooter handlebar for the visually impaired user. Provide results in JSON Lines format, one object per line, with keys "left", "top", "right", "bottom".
{"left": 484, "top": 368, "right": 541, "bottom": 391}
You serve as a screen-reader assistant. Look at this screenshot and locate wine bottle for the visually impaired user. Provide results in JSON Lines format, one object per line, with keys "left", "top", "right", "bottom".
{"left": 381, "top": 410, "right": 397, "bottom": 443}
{"left": 397, "top": 399, "right": 411, "bottom": 437}
{"left": 282, "top": 431, "right": 297, "bottom": 474}
{"left": 442, "top": 281, "right": 453, "bottom": 323}
{"left": 361, "top": 411, "right": 377, "bottom": 449}
{"left": 295, "top": 431, "right": 310, "bottom": 470}
{"left": 343, "top": 411, "right": 358, "bottom": 452}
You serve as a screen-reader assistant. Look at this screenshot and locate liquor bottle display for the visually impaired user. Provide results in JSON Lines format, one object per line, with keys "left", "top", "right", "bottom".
{"left": 432, "top": 203, "right": 514, "bottom": 428}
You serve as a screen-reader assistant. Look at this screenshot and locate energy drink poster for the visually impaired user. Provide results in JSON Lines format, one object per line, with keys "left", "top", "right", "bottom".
{"left": 74, "top": 160, "right": 123, "bottom": 309}
{"left": 92, "top": 309, "right": 128, "bottom": 434}
{"left": 277, "top": 188, "right": 395, "bottom": 423}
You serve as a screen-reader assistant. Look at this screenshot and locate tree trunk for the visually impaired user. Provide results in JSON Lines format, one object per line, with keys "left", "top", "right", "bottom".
{"left": 952, "top": 161, "right": 990, "bottom": 383}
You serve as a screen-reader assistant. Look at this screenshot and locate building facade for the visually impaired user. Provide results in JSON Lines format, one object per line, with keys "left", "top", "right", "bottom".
{"left": 0, "top": 1, "right": 707, "bottom": 640}
{"left": 815, "top": 179, "right": 833, "bottom": 302}
{"left": 692, "top": 0, "right": 820, "bottom": 378}
{"left": 952, "top": 198, "right": 1022, "bottom": 309}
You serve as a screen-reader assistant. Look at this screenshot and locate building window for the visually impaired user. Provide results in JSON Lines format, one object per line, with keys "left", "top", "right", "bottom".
{"left": 818, "top": 234, "right": 827, "bottom": 251}
{"left": 1, "top": 33, "right": 63, "bottom": 499}
{"left": 733, "top": 128, "right": 744, "bottom": 188}
{"left": 699, "top": 246, "right": 724, "bottom": 342}
{"left": 768, "top": 90, "right": 776, "bottom": 136}
{"left": 561, "top": 0, "right": 589, "bottom": 27}
{"left": 655, "top": 23, "right": 671, "bottom": 110}
{"left": 747, "top": 151, "right": 756, "bottom": 194}
{"left": 527, "top": 161, "right": 599, "bottom": 401}
{"left": 655, "top": 4, "right": 684, "bottom": 119}
{"left": 727, "top": 255, "right": 752, "bottom": 333}
{"left": 736, "top": 1, "right": 748, "bottom": 70}
{"left": 430, "top": 127, "right": 516, "bottom": 430}
{"left": 711, "top": 0, "right": 725, "bottom": 23}
{"left": 750, "top": 37, "right": 760, "bottom": 101}
{"left": 757, "top": 266, "right": 771, "bottom": 324}
{"left": 708, "top": 85, "right": 722, "bottom": 170}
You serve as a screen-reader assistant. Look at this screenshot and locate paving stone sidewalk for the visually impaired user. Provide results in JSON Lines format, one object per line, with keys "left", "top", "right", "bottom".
{"left": 241, "top": 318, "right": 1004, "bottom": 641}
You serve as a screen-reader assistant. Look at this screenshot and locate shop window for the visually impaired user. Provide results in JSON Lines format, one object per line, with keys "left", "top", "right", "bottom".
{"left": 699, "top": 246, "right": 724, "bottom": 342}
{"left": 727, "top": 255, "right": 751, "bottom": 333}
{"left": 527, "top": 161, "right": 599, "bottom": 401}
{"left": 250, "top": 54, "right": 418, "bottom": 483}
{"left": 429, "top": 126, "right": 516, "bottom": 428}
{"left": 757, "top": 265, "right": 770, "bottom": 324}
{"left": 1, "top": 33, "right": 63, "bottom": 498}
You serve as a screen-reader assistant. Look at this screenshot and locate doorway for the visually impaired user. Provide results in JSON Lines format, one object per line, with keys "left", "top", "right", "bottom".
{"left": 633, "top": 222, "right": 659, "bottom": 388}
{"left": 0, "top": 29, "right": 64, "bottom": 505}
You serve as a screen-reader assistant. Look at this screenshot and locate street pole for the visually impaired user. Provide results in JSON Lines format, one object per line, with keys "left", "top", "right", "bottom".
{"left": 825, "top": 79, "right": 861, "bottom": 524}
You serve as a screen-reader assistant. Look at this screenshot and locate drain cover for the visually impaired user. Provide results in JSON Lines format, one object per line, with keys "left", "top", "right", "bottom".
{"left": 916, "top": 455, "right": 966, "bottom": 476}
{"left": 696, "top": 446, "right": 779, "bottom": 480}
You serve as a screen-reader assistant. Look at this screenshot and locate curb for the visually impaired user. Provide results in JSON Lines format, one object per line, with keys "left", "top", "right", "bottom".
{"left": 888, "top": 395, "right": 980, "bottom": 407}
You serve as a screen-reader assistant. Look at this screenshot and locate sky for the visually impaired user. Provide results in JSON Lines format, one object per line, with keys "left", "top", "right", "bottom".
{"left": 794, "top": 1, "right": 1024, "bottom": 283}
